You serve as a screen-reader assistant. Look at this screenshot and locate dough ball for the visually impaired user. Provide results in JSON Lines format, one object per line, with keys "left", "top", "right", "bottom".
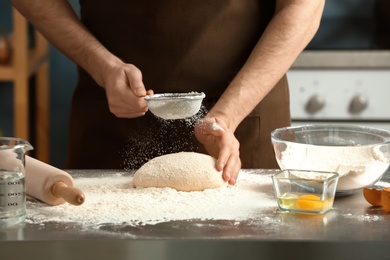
{"left": 132, "top": 152, "right": 227, "bottom": 191}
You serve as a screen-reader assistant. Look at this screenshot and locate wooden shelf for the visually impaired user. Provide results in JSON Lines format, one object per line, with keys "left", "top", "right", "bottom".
{"left": 0, "top": 8, "right": 50, "bottom": 163}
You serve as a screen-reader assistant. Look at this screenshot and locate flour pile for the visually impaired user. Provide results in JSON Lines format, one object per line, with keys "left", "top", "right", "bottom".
{"left": 25, "top": 170, "right": 276, "bottom": 227}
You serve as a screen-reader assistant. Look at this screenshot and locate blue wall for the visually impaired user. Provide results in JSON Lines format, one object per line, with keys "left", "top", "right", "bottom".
{"left": 0, "top": 0, "right": 80, "bottom": 168}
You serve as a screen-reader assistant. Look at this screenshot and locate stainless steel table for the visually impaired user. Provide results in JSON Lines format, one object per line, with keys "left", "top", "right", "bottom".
{"left": 1, "top": 169, "right": 390, "bottom": 260}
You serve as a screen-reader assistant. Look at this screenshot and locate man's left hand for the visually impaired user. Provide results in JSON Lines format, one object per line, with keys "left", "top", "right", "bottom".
{"left": 194, "top": 117, "right": 241, "bottom": 185}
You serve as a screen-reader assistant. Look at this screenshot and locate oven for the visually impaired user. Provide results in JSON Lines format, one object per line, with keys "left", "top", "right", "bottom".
{"left": 287, "top": 0, "right": 390, "bottom": 131}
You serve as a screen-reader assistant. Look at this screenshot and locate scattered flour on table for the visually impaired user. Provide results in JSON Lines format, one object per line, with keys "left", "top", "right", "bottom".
{"left": 25, "top": 170, "right": 276, "bottom": 228}
{"left": 342, "top": 213, "right": 384, "bottom": 222}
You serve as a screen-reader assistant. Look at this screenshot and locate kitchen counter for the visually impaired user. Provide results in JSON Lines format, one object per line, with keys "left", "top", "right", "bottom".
{"left": 1, "top": 169, "right": 390, "bottom": 260}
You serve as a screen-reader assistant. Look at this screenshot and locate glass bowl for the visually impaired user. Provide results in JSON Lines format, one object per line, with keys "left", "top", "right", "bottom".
{"left": 145, "top": 92, "right": 205, "bottom": 120}
{"left": 272, "top": 169, "right": 339, "bottom": 214}
{"left": 271, "top": 124, "right": 390, "bottom": 196}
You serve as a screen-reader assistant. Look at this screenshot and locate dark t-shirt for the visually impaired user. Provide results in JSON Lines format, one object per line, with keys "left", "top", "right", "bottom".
{"left": 67, "top": 0, "right": 290, "bottom": 169}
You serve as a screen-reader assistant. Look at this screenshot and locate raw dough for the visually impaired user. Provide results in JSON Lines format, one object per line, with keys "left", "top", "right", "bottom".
{"left": 132, "top": 152, "right": 227, "bottom": 191}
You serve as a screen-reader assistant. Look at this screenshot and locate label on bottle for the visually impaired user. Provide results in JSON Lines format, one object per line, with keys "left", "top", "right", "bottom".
{"left": 0, "top": 171, "right": 26, "bottom": 219}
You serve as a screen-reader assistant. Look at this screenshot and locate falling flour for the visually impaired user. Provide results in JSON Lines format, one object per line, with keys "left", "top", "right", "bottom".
{"left": 121, "top": 105, "right": 208, "bottom": 170}
{"left": 25, "top": 170, "right": 277, "bottom": 228}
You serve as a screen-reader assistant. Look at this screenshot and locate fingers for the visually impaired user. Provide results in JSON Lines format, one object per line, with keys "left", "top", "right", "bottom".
{"left": 106, "top": 84, "right": 148, "bottom": 117}
{"left": 105, "top": 63, "right": 154, "bottom": 118}
{"left": 221, "top": 152, "right": 241, "bottom": 185}
{"left": 217, "top": 131, "right": 241, "bottom": 185}
{"left": 146, "top": 89, "right": 154, "bottom": 96}
{"left": 113, "top": 111, "right": 148, "bottom": 118}
{"left": 195, "top": 117, "right": 241, "bottom": 185}
{"left": 124, "top": 65, "right": 147, "bottom": 97}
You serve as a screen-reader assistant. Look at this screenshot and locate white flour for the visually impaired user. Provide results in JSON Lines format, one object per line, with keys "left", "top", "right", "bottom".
{"left": 278, "top": 144, "right": 390, "bottom": 190}
{"left": 342, "top": 213, "right": 384, "bottom": 222}
{"left": 147, "top": 92, "right": 204, "bottom": 120}
{"left": 211, "top": 122, "right": 224, "bottom": 131}
{"left": 121, "top": 105, "right": 207, "bottom": 170}
{"left": 25, "top": 170, "right": 276, "bottom": 228}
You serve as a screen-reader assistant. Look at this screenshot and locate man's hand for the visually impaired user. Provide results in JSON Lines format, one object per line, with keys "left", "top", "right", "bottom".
{"left": 103, "top": 62, "right": 153, "bottom": 118}
{"left": 195, "top": 117, "right": 241, "bottom": 185}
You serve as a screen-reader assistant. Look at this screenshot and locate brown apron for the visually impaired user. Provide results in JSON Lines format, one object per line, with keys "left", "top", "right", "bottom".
{"left": 66, "top": 0, "right": 290, "bottom": 170}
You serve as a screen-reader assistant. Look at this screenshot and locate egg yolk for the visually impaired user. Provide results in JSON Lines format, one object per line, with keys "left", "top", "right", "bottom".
{"left": 296, "top": 194, "right": 325, "bottom": 210}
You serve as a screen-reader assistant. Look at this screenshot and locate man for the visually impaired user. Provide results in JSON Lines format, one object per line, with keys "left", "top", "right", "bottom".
{"left": 12, "top": 0, "right": 325, "bottom": 185}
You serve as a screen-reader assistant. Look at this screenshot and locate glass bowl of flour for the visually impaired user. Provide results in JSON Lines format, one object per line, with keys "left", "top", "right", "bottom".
{"left": 271, "top": 124, "right": 390, "bottom": 196}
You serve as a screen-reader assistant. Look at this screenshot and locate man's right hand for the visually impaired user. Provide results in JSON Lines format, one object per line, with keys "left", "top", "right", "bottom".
{"left": 102, "top": 62, "right": 153, "bottom": 118}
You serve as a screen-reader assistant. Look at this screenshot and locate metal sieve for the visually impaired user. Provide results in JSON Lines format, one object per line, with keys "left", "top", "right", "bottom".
{"left": 145, "top": 92, "right": 205, "bottom": 120}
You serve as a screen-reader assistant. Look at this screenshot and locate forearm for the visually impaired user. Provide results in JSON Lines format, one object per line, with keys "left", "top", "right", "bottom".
{"left": 11, "top": 0, "right": 120, "bottom": 87}
{"left": 208, "top": 0, "right": 325, "bottom": 131}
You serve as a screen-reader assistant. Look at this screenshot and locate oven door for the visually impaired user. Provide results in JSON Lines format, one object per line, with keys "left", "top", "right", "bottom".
{"left": 307, "top": 0, "right": 390, "bottom": 50}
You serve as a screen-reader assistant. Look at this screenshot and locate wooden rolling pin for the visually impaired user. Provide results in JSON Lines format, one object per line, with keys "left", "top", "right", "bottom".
{"left": 25, "top": 156, "right": 85, "bottom": 206}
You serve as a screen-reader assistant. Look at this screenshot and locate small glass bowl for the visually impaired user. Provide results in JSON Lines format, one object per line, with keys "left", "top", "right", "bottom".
{"left": 272, "top": 169, "right": 339, "bottom": 215}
